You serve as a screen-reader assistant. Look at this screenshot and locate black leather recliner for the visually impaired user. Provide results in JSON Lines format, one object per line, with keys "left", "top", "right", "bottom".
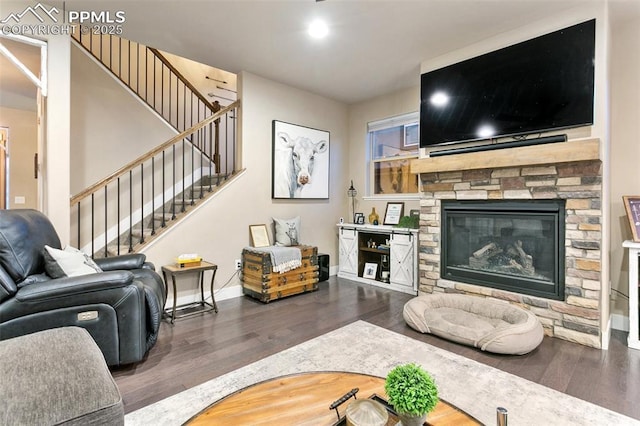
{"left": 0, "top": 209, "right": 166, "bottom": 366}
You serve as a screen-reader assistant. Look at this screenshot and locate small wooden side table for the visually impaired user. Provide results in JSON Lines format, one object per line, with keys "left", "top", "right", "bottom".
{"left": 161, "top": 261, "right": 219, "bottom": 324}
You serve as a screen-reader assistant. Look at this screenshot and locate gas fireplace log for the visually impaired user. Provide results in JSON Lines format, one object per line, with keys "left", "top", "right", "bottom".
{"left": 472, "top": 242, "right": 502, "bottom": 259}
{"left": 505, "top": 240, "right": 534, "bottom": 270}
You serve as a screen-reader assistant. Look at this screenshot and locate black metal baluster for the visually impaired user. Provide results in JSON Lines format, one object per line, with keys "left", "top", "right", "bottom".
{"left": 129, "top": 170, "right": 133, "bottom": 252}
{"left": 191, "top": 131, "right": 195, "bottom": 203}
{"left": 77, "top": 202, "right": 81, "bottom": 249}
{"left": 151, "top": 157, "right": 156, "bottom": 235}
{"left": 199, "top": 127, "right": 203, "bottom": 199}
{"left": 161, "top": 64, "right": 165, "bottom": 120}
{"left": 91, "top": 193, "right": 95, "bottom": 257}
{"left": 182, "top": 137, "right": 185, "bottom": 212}
{"left": 171, "top": 145, "right": 176, "bottom": 220}
{"left": 118, "top": 36, "right": 121, "bottom": 78}
{"left": 162, "top": 151, "right": 166, "bottom": 227}
{"left": 117, "top": 177, "right": 121, "bottom": 255}
{"left": 104, "top": 185, "right": 108, "bottom": 258}
{"left": 183, "top": 85, "right": 186, "bottom": 132}
{"left": 191, "top": 130, "right": 202, "bottom": 201}
{"left": 136, "top": 41, "right": 139, "bottom": 94}
{"left": 140, "top": 163, "right": 145, "bottom": 244}
{"left": 208, "top": 121, "right": 213, "bottom": 192}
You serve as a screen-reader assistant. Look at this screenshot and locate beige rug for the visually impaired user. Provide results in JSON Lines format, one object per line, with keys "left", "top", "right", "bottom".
{"left": 125, "top": 320, "right": 640, "bottom": 425}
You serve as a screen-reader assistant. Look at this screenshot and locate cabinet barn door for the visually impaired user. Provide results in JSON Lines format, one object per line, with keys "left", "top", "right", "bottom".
{"left": 390, "top": 234, "right": 414, "bottom": 288}
{"left": 339, "top": 228, "right": 358, "bottom": 275}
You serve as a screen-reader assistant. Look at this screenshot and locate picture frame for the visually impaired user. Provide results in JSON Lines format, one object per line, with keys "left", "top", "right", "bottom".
{"left": 272, "top": 120, "right": 330, "bottom": 199}
{"left": 623, "top": 195, "right": 640, "bottom": 242}
{"left": 363, "top": 262, "right": 378, "bottom": 280}
{"left": 249, "top": 224, "right": 271, "bottom": 248}
{"left": 383, "top": 202, "right": 405, "bottom": 225}
{"left": 403, "top": 123, "right": 419, "bottom": 147}
{"left": 354, "top": 212, "right": 365, "bottom": 224}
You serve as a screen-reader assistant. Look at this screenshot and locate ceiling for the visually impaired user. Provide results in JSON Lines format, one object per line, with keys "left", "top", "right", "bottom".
{"left": 3, "top": 0, "right": 640, "bottom": 106}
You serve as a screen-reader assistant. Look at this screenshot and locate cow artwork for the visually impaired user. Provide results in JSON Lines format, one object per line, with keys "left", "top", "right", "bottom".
{"left": 272, "top": 121, "right": 330, "bottom": 199}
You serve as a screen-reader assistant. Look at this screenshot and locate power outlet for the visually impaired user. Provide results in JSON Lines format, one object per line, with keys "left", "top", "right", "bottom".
{"left": 235, "top": 259, "right": 242, "bottom": 270}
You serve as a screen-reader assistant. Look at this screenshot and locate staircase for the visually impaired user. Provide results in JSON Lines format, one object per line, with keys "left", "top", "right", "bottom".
{"left": 70, "top": 31, "right": 241, "bottom": 257}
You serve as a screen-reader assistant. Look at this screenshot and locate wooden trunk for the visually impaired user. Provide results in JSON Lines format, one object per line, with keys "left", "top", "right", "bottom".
{"left": 241, "top": 245, "right": 319, "bottom": 303}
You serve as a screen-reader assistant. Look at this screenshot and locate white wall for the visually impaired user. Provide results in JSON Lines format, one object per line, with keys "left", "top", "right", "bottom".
{"left": 609, "top": 16, "right": 640, "bottom": 322}
{"left": 70, "top": 44, "right": 177, "bottom": 194}
{"left": 141, "top": 71, "right": 349, "bottom": 303}
{"left": 0, "top": 107, "right": 37, "bottom": 209}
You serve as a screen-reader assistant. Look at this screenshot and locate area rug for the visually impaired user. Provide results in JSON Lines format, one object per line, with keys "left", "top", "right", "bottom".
{"left": 125, "top": 321, "right": 639, "bottom": 425}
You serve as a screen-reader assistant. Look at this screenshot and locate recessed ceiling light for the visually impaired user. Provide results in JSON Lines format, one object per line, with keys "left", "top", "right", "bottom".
{"left": 308, "top": 19, "right": 329, "bottom": 39}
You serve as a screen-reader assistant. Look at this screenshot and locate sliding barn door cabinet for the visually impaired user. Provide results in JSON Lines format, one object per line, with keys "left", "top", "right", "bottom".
{"left": 337, "top": 224, "right": 418, "bottom": 295}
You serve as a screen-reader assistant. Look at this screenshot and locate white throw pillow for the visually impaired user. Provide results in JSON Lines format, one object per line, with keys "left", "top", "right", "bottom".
{"left": 43, "top": 245, "right": 103, "bottom": 278}
{"left": 273, "top": 216, "right": 301, "bottom": 246}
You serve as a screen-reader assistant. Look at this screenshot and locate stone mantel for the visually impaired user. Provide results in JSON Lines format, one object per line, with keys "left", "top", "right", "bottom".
{"left": 411, "top": 138, "right": 600, "bottom": 174}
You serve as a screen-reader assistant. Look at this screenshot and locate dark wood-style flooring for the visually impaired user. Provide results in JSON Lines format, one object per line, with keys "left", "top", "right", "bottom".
{"left": 112, "top": 277, "right": 640, "bottom": 420}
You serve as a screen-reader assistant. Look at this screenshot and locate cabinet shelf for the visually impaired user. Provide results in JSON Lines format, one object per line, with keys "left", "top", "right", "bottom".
{"left": 359, "top": 247, "right": 390, "bottom": 254}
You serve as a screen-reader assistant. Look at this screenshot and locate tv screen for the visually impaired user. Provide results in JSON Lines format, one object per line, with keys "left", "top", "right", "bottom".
{"left": 420, "top": 19, "right": 595, "bottom": 148}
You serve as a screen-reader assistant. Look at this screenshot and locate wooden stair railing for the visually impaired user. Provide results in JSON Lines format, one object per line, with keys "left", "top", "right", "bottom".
{"left": 71, "top": 101, "right": 240, "bottom": 258}
{"left": 71, "top": 30, "right": 227, "bottom": 169}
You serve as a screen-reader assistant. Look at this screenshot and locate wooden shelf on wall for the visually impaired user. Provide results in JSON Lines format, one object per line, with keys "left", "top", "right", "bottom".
{"left": 410, "top": 138, "right": 600, "bottom": 174}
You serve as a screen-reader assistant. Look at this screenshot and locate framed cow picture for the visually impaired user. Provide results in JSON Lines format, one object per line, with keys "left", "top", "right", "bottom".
{"left": 272, "top": 120, "right": 330, "bottom": 199}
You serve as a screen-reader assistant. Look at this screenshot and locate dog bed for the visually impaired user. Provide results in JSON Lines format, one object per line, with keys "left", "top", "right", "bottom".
{"left": 403, "top": 293, "right": 544, "bottom": 355}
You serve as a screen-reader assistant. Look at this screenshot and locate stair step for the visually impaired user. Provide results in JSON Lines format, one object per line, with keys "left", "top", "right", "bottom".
{"left": 130, "top": 228, "right": 155, "bottom": 239}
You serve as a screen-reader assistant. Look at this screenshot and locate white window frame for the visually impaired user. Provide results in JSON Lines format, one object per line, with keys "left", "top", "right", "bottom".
{"left": 365, "top": 112, "right": 420, "bottom": 200}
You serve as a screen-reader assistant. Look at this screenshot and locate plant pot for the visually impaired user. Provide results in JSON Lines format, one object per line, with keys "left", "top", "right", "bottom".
{"left": 397, "top": 412, "right": 427, "bottom": 426}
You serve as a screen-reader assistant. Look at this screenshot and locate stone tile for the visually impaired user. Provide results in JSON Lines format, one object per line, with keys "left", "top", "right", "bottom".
{"left": 522, "top": 166, "right": 557, "bottom": 176}
{"left": 550, "top": 302, "right": 599, "bottom": 319}
{"left": 554, "top": 326, "right": 601, "bottom": 348}
{"left": 492, "top": 168, "right": 521, "bottom": 178}
{"left": 575, "top": 259, "right": 601, "bottom": 271}
{"left": 566, "top": 295, "right": 599, "bottom": 309}
{"left": 566, "top": 199, "right": 591, "bottom": 210}
{"left": 426, "top": 183, "right": 455, "bottom": 192}
{"left": 457, "top": 190, "right": 488, "bottom": 200}
{"left": 503, "top": 190, "right": 533, "bottom": 199}
{"left": 557, "top": 177, "right": 582, "bottom": 186}
{"left": 501, "top": 177, "right": 526, "bottom": 190}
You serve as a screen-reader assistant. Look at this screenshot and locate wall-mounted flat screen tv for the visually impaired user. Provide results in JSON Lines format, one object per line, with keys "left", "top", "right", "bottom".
{"left": 420, "top": 19, "right": 595, "bottom": 148}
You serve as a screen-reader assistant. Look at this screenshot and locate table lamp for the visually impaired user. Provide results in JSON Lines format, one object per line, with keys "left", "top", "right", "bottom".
{"left": 348, "top": 180, "right": 357, "bottom": 223}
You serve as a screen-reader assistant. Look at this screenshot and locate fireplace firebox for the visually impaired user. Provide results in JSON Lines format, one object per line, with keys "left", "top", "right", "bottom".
{"left": 441, "top": 200, "right": 565, "bottom": 300}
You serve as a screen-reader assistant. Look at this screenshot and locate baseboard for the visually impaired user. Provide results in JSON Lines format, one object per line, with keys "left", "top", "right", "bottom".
{"left": 611, "top": 313, "right": 629, "bottom": 332}
{"left": 167, "top": 267, "right": 339, "bottom": 306}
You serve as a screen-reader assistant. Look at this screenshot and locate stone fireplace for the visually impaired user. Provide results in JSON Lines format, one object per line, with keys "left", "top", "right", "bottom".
{"left": 414, "top": 139, "right": 603, "bottom": 348}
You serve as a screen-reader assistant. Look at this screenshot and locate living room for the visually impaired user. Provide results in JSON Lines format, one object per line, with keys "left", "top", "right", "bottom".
{"left": 1, "top": 0, "right": 640, "bottom": 424}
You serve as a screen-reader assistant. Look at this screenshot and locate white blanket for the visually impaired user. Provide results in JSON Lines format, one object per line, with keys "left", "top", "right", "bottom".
{"left": 248, "top": 246, "right": 302, "bottom": 273}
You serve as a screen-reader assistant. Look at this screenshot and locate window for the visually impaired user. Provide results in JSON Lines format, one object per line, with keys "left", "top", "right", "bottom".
{"left": 367, "top": 112, "right": 419, "bottom": 196}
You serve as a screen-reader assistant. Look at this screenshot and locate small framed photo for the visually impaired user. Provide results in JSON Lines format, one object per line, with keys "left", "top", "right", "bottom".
{"left": 354, "top": 212, "right": 365, "bottom": 225}
{"left": 363, "top": 262, "right": 378, "bottom": 279}
{"left": 623, "top": 195, "right": 640, "bottom": 242}
{"left": 249, "top": 224, "right": 271, "bottom": 247}
{"left": 383, "top": 202, "right": 405, "bottom": 225}
{"left": 404, "top": 123, "right": 419, "bottom": 147}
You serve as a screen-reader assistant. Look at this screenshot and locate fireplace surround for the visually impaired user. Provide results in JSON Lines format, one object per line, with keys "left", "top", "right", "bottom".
{"left": 413, "top": 139, "right": 603, "bottom": 348}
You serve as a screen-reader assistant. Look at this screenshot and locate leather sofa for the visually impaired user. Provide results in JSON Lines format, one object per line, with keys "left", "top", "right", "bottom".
{"left": 0, "top": 209, "right": 166, "bottom": 366}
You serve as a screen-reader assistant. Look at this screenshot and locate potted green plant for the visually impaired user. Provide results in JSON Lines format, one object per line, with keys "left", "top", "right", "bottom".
{"left": 384, "top": 363, "right": 439, "bottom": 426}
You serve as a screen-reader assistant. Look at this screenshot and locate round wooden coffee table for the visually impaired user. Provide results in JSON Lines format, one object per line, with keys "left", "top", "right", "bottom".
{"left": 185, "top": 371, "right": 482, "bottom": 425}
